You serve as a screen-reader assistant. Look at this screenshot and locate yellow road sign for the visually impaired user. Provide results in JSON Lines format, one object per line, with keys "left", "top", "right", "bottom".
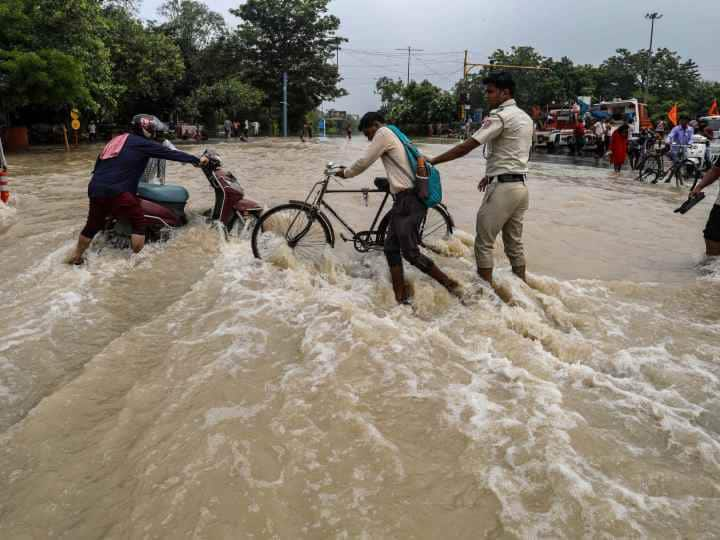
{"left": 70, "top": 110, "right": 80, "bottom": 120}
{"left": 71, "top": 119, "right": 81, "bottom": 130}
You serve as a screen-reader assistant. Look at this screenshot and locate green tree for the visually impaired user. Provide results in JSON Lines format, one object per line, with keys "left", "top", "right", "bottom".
{"left": 483, "top": 47, "right": 564, "bottom": 109}
{"left": 688, "top": 81, "right": 720, "bottom": 118}
{"left": 101, "top": 6, "right": 185, "bottom": 121}
{"left": 157, "top": 0, "right": 227, "bottom": 60}
{"left": 0, "top": 49, "right": 91, "bottom": 112}
{"left": 230, "top": 0, "right": 347, "bottom": 131}
{"left": 376, "top": 78, "right": 458, "bottom": 128}
{"left": 181, "top": 78, "right": 264, "bottom": 125}
{"left": 376, "top": 76, "right": 404, "bottom": 115}
{"left": 0, "top": 0, "right": 116, "bottom": 115}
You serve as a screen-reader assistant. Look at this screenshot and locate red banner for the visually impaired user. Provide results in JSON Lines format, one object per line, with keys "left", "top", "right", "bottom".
{"left": 709, "top": 99, "right": 719, "bottom": 116}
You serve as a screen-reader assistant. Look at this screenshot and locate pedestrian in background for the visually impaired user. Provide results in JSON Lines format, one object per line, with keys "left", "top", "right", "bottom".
{"left": 593, "top": 120, "right": 606, "bottom": 158}
{"left": 609, "top": 124, "right": 629, "bottom": 172}
{"left": 88, "top": 121, "right": 97, "bottom": 142}
{"left": 690, "top": 155, "right": 720, "bottom": 257}
{"left": 572, "top": 121, "right": 585, "bottom": 156}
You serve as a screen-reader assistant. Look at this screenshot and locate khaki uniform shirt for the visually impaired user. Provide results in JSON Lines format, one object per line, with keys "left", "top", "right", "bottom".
{"left": 343, "top": 126, "right": 414, "bottom": 194}
{"left": 471, "top": 99, "right": 533, "bottom": 177}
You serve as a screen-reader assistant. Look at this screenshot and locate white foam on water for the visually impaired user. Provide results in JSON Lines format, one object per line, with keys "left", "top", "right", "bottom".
{"left": 1, "top": 172, "right": 720, "bottom": 538}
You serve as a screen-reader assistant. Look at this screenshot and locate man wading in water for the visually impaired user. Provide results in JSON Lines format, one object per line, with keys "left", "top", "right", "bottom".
{"left": 336, "top": 112, "right": 461, "bottom": 304}
{"left": 429, "top": 71, "right": 533, "bottom": 287}
{"left": 67, "top": 115, "right": 207, "bottom": 265}
{"left": 691, "top": 155, "right": 720, "bottom": 257}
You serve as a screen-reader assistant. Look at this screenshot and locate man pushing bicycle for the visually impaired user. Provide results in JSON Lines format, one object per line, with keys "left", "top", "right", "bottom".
{"left": 336, "top": 112, "right": 461, "bottom": 304}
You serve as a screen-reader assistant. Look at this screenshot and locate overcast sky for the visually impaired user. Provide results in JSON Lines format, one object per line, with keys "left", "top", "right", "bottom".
{"left": 140, "top": 0, "right": 720, "bottom": 114}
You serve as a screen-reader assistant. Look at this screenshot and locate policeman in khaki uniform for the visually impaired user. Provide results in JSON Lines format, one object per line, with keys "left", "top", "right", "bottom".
{"left": 430, "top": 71, "right": 533, "bottom": 285}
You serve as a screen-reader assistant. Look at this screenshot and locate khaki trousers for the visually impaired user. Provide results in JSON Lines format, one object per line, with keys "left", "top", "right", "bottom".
{"left": 475, "top": 181, "right": 529, "bottom": 269}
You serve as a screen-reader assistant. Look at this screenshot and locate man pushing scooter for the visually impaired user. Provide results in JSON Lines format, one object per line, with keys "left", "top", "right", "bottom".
{"left": 67, "top": 114, "right": 208, "bottom": 265}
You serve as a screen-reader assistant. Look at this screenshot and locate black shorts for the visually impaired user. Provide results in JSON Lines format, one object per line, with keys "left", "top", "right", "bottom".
{"left": 704, "top": 204, "right": 720, "bottom": 242}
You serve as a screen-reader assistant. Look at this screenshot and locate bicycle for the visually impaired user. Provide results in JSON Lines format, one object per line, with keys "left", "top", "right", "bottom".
{"left": 636, "top": 150, "right": 665, "bottom": 183}
{"left": 251, "top": 163, "right": 454, "bottom": 262}
{"left": 655, "top": 144, "right": 702, "bottom": 188}
{"left": 635, "top": 138, "right": 665, "bottom": 182}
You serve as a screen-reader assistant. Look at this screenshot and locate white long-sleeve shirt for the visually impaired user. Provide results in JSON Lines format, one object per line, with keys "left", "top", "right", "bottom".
{"left": 343, "top": 126, "right": 414, "bottom": 193}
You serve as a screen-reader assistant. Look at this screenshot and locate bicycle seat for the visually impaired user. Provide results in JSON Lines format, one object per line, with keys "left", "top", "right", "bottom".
{"left": 374, "top": 177, "right": 389, "bottom": 192}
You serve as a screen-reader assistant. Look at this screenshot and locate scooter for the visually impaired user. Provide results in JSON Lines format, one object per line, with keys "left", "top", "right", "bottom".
{"left": 104, "top": 149, "right": 262, "bottom": 244}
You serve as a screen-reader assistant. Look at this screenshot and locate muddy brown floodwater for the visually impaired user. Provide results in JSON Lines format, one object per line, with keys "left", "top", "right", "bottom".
{"left": 1, "top": 138, "right": 719, "bottom": 539}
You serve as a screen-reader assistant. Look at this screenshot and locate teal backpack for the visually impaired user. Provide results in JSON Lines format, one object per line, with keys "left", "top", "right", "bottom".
{"left": 386, "top": 125, "right": 442, "bottom": 208}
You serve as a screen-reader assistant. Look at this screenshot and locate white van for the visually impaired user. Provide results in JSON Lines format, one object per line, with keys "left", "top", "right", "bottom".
{"left": 700, "top": 116, "right": 720, "bottom": 164}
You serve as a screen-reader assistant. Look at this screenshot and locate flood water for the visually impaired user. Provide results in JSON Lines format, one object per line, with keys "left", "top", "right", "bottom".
{"left": 1, "top": 138, "right": 719, "bottom": 539}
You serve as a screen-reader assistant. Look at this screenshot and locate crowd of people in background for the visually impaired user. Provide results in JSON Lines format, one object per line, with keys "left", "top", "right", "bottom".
{"left": 552, "top": 112, "right": 717, "bottom": 172}
{"left": 224, "top": 119, "right": 260, "bottom": 141}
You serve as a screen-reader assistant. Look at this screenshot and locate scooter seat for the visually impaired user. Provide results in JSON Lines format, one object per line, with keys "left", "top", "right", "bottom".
{"left": 138, "top": 182, "right": 189, "bottom": 204}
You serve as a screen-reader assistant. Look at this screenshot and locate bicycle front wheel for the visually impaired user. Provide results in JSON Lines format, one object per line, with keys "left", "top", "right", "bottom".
{"left": 251, "top": 203, "right": 333, "bottom": 262}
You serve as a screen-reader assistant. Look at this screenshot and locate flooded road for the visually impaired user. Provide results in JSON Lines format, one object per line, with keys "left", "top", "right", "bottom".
{"left": 1, "top": 138, "right": 719, "bottom": 538}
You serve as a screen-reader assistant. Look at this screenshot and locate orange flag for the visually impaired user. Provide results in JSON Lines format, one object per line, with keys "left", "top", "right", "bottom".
{"left": 668, "top": 103, "right": 678, "bottom": 126}
{"left": 709, "top": 99, "right": 719, "bottom": 116}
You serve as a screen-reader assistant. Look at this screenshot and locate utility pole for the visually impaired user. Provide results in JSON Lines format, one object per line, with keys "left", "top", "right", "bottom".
{"left": 644, "top": 12, "right": 663, "bottom": 105}
{"left": 395, "top": 46, "right": 424, "bottom": 85}
{"left": 282, "top": 71, "right": 288, "bottom": 137}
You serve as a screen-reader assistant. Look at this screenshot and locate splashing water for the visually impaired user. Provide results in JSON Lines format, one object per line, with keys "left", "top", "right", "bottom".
{"left": 0, "top": 140, "right": 718, "bottom": 538}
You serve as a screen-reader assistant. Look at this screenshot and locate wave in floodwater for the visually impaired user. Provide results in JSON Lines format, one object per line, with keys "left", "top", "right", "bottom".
{"left": 0, "top": 140, "right": 719, "bottom": 539}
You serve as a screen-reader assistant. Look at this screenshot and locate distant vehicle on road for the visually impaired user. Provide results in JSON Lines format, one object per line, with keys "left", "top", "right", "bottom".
{"left": 700, "top": 115, "right": 720, "bottom": 164}
{"left": 533, "top": 108, "right": 580, "bottom": 153}
{"left": 590, "top": 98, "right": 652, "bottom": 137}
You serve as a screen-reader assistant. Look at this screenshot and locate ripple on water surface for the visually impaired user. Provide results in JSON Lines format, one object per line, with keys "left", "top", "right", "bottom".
{"left": 0, "top": 140, "right": 719, "bottom": 538}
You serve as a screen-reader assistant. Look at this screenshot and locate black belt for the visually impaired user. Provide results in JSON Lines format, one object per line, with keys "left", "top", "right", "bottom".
{"left": 490, "top": 174, "right": 526, "bottom": 183}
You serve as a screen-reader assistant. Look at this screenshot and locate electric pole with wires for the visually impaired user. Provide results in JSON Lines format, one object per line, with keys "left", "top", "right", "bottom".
{"left": 644, "top": 12, "right": 663, "bottom": 104}
{"left": 395, "top": 46, "right": 424, "bottom": 85}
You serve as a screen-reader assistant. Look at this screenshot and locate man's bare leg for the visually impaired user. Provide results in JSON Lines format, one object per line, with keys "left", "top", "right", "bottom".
{"left": 478, "top": 267, "right": 493, "bottom": 284}
{"left": 512, "top": 265, "right": 526, "bottom": 282}
{"left": 67, "top": 234, "right": 92, "bottom": 265}
{"left": 706, "top": 240, "right": 720, "bottom": 257}
{"left": 130, "top": 234, "right": 145, "bottom": 254}
{"left": 478, "top": 266, "right": 515, "bottom": 304}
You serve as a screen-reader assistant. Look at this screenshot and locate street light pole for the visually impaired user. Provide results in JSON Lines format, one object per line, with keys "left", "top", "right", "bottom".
{"left": 282, "top": 71, "right": 288, "bottom": 137}
{"left": 644, "top": 12, "right": 663, "bottom": 104}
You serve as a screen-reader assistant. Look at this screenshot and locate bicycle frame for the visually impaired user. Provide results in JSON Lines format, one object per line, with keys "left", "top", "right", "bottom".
{"left": 293, "top": 173, "right": 393, "bottom": 250}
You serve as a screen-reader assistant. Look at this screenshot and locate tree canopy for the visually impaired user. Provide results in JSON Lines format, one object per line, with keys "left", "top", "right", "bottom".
{"left": 0, "top": 0, "right": 346, "bottom": 133}
{"left": 230, "top": 0, "right": 347, "bottom": 130}
{"left": 455, "top": 46, "right": 719, "bottom": 121}
{"left": 1, "top": 1, "right": 718, "bottom": 132}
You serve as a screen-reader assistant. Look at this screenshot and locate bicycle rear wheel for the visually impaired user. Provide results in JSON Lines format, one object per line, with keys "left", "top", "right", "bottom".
{"left": 376, "top": 204, "right": 453, "bottom": 248}
{"left": 638, "top": 155, "right": 663, "bottom": 183}
{"left": 251, "top": 203, "right": 333, "bottom": 262}
{"left": 676, "top": 160, "right": 698, "bottom": 188}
